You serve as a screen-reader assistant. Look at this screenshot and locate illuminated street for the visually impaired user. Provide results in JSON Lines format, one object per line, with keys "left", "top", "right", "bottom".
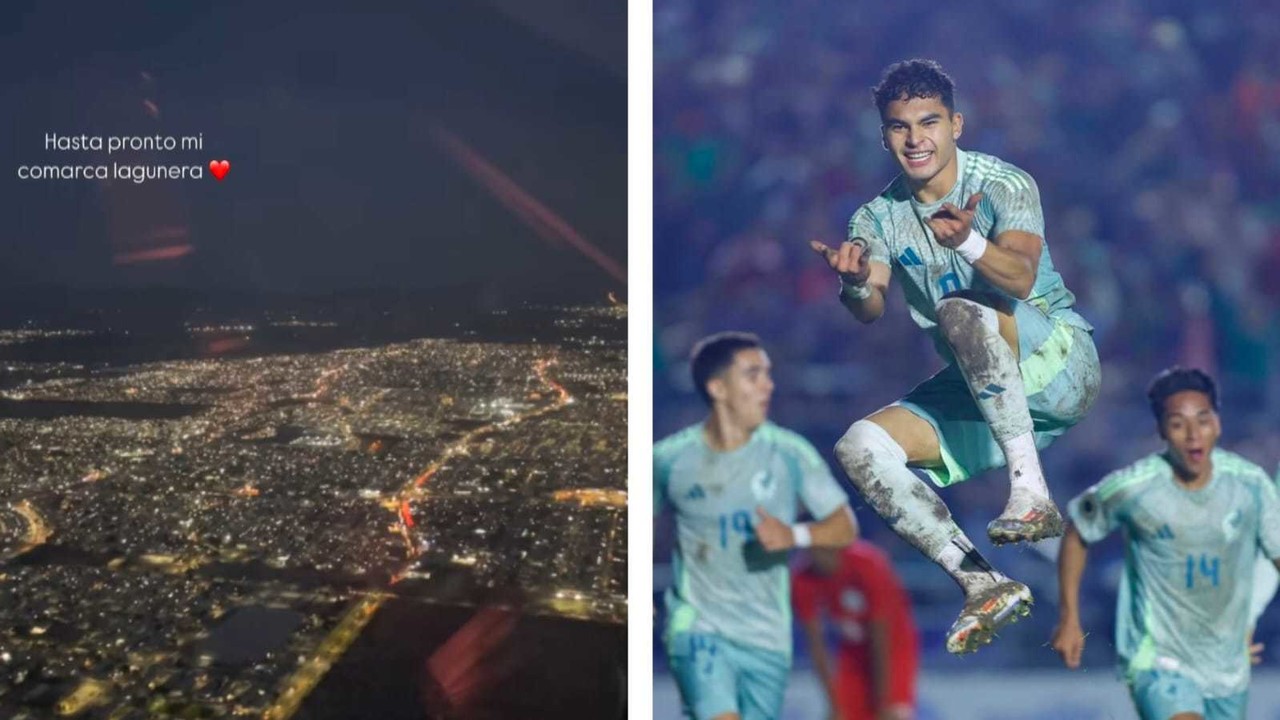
{"left": 0, "top": 303, "right": 625, "bottom": 719}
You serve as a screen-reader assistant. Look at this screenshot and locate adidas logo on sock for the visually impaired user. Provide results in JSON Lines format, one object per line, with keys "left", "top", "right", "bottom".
{"left": 977, "top": 383, "right": 1006, "bottom": 400}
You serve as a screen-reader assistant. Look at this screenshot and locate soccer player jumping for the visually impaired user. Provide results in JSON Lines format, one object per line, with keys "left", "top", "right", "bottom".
{"left": 810, "top": 59, "right": 1101, "bottom": 653}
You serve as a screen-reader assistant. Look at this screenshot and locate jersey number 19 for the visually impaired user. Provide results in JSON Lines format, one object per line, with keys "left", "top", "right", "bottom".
{"left": 719, "top": 511, "right": 752, "bottom": 548}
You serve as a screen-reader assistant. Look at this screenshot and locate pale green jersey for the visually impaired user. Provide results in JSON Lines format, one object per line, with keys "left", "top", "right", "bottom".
{"left": 849, "top": 148, "right": 1091, "bottom": 358}
{"left": 654, "top": 422, "right": 849, "bottom": 657}
{"left": 1250, "top": 465, "right": 1280, "bottom": 624}
{"left": 1068, "top": 449, "right": 1280, "bottom": 696}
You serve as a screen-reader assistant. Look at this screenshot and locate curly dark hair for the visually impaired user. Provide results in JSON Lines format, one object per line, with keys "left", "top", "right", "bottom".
{"left": 872, "top": 59, "right": 956, "bottom": 117}
{"left": 1147, "top": 366, "right": 1219, "bottom": 424}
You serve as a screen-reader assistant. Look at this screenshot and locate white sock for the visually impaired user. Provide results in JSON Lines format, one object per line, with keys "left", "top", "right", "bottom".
{"left": 1004, "top": 432, "right": 1048, "bottom": 498}
{"left": 835, "top": 420, "right": 1004, "bottom": 595}
{"left": 935, "top": 534, "right": 1007, "bottom": 596}
{"left": 936, "top": 297, "right": 1035, "bottom": 442}
{"left": 936, "top": 297, "right": 1049, "bottom": 499}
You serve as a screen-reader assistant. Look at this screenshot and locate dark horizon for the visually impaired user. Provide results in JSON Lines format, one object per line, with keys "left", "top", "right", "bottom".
{"left": 1, "top": 1, "right": 626, "bottom": 299}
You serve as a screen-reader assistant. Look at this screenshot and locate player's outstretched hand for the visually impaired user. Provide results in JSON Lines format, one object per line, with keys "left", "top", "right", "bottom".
{"left": 926, "top": 192, "right": 983, "bottom": 249}
{"left": 1050, "top": 619, "right": 1086, "bottom": 669}
{"left": 754, "top": 507, "right": 794, "bottom": 551}
{"left": 809, "top": 239, "right": 871, "bottom": 287}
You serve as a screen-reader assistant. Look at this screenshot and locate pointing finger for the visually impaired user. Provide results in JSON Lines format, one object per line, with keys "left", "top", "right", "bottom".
{"left": 809, "top": 239, "right": 838, "bottom": 261}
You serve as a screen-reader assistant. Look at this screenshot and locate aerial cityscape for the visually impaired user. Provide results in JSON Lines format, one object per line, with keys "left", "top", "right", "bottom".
{"left": 4, "top": 0, "right": 627, "bottom": 715}
{"left": 0, "top": 300, "right": 626, "bottom": 718}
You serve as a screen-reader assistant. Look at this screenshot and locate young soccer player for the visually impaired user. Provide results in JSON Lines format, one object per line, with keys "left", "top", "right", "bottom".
{"left": 1052, "top": 367, "right": 1280, "bottom": 719}
{"left": 809, "top": 58, "right": 1100, "bottom": 653}
{"left": 656, "top": 331, "right": 857, "bottom": 720}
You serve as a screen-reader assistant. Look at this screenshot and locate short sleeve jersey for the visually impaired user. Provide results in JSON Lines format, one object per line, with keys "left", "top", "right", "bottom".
{"left": 654, "top": 422, "right": 850, "bottom": 657}
{"left": 847, "top": 148, "right": 1091, "bottom": 355}
{"left": 1249, "top": 465, "right": 1280, "bottom": 623}
{"left": 1067, "top": 449, "right": 1280, "bottom": 696}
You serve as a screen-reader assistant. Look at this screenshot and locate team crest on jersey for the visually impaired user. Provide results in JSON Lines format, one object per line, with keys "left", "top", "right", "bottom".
{"left": 840, "top": 589, "right": 866, "bottom": 613}
{"left": 749, "top": 470, "right": 776, "bottom": 501}
{"left": 1221, "top": 509, "right": 1243, "bottom": 541}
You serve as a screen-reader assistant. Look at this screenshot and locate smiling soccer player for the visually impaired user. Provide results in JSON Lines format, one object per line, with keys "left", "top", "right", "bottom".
{"left": 809, "top": 58, "right": 1101, "bottom": 654}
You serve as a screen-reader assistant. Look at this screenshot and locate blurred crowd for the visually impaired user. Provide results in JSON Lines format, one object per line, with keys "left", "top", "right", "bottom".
{"left": 654, "top": 0, "right": 1280, "bottom": 670}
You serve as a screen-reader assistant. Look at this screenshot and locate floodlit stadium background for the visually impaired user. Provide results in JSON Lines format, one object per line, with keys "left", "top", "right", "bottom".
{"left": 653, "top": 1, "right": 1280, "bottom": 717}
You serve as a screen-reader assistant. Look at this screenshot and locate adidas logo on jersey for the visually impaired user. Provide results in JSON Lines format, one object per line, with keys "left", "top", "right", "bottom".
{"left": 1155, "top": 524, "right": 1175, "bottom": 540}
{"left": 685, "top": 484, "right": 706, "bottom": 501}
{"left": 898, "top": 248, "right": 924, "bottom": 267}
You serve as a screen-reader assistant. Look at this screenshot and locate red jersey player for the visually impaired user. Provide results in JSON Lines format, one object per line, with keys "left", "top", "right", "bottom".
{"left": 793, "top": 542, "right": 919, "bottom": 720}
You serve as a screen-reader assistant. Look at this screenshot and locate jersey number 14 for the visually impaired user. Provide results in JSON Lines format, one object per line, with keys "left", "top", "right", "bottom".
{"left": 1185, "top": 553, "right": 1220, "bottom": 589}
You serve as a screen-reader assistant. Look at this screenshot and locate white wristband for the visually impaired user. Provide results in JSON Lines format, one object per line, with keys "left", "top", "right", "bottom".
{"left": 791, "top": 523, "right": 812, "bottom": 548}
{"left": 840, "top": 279, "right": 873, "bottom": 301}
{"left": 955, "top": 228, "right": 989, "bottom": 264}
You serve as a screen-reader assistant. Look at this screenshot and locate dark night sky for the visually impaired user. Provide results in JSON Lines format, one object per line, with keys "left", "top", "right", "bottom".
{"left": 0, "top": 1, "right": 626, "bottom": 298}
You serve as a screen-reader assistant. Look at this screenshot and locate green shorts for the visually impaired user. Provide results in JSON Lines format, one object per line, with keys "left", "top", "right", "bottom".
{"left": 896, "top": 302, "right": 1100, "bottom": 487}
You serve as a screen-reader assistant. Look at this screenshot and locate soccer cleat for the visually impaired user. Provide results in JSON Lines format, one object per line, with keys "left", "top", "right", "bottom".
{"left": 945, "top": 580, "right": 1033, "bottom": 654}
{"left": 987, "top": 491, "right": 1064, "bottom": 545}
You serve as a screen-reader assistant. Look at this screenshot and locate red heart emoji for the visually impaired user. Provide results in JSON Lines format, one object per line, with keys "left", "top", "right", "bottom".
{"left": 209, "top": 160, "right": 230, "bottom": 181}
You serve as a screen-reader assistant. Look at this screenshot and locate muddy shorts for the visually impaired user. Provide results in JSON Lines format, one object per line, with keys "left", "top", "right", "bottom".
{"left": 896, "top": 302, "right": 1101, "bottom": 487}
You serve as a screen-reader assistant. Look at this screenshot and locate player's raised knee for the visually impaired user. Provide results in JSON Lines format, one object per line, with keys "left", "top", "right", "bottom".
{"left": 935, "top": 296, "right": 1003, "bottom": 354}
{"left": 835, "top": 420, "right": 897, "bottom": 486}
{"left": 935, "top": 295, "right": 988, "bottom": 333}
{"left": 835, "top": 420, "right": 871, "bottom": 467}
